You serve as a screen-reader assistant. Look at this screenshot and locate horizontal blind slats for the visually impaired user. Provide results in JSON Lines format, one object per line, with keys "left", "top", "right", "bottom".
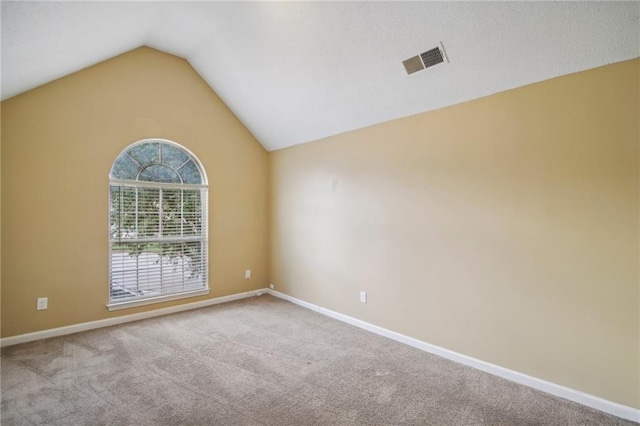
{"left": 109, "top": 182, "right": 208, "bottom": 302}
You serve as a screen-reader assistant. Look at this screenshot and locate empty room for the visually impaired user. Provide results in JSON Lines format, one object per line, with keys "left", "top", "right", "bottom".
{"left": 1, "top": 1, "right": 639, "bottom": 425}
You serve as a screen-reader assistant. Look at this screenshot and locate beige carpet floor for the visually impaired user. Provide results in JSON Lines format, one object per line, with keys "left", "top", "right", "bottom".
{"left": 1, "top": 294, "right": 635, "bottom": 425}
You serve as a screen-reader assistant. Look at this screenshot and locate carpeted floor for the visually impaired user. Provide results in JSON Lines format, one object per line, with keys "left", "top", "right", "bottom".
{"left": 1, "top": 294, "right": 635, "bottom": 425}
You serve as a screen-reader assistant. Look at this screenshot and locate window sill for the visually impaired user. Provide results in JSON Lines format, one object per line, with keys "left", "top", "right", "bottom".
{"left": 107, "top": 288, "right": 210, "bottom": 311}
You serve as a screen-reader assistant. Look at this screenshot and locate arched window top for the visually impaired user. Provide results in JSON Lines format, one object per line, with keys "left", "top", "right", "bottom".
{"left": 110, "top": 139, "right": 207, "bottom": 185}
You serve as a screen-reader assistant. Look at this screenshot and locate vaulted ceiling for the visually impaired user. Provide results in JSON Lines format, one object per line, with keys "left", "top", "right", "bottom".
{"left": 2, "top": 1, "right": 639, "bottom": 151}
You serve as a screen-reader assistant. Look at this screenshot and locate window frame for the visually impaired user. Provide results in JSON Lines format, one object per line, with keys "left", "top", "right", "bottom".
{"left": 107, "top": 139, "right": 209, "bottom": 311}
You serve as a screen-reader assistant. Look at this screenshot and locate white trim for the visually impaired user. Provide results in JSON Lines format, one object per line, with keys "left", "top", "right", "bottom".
{"left": 0, "top": 289, "right": 267, "bottom": 348}
{"left": 109, "top": 179, "right": 207, "bottom": 190}
{"left": 267, "top": 289, "right": 640, "bottom": 423}
{"left": 107, "top": 288, "right": 210, "bottom": 311}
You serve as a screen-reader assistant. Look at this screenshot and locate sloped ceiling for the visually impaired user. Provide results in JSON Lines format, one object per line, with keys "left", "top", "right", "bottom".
{"left": 2, "top": 1, "right": 639, "bottom": 151}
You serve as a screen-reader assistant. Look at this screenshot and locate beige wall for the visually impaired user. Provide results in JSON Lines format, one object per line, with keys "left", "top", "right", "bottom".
{"left": 270, "top": 59, "right": 640, "bottom": 408}
{"left": 1, "top": 47, "right": 269, "bottom": 337}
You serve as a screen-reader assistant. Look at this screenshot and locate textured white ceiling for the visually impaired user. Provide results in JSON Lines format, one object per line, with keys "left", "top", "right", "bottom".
{"left": 2, "top": 1, "right": 639, "bottom": 151}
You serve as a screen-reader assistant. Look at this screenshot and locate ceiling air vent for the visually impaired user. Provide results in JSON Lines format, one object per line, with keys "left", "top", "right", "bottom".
{"left": 403, "top": 43, "right": 448, "bottom": 75}
{"left": 420, "top": 48, "right": 444, "bottom": 68}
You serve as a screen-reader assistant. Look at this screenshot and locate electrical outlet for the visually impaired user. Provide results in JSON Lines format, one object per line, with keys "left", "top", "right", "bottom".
{"left": 269, "top": 283, "right": 275, "bottom": 290}
{"left": 245, "top": 270, "right": 251, "bottom": 279}
{"left": 360, "top": 291, "right": 367, "bottom": 303}
{"left": 37, "top": 297, "right": 48, "bottom": 310}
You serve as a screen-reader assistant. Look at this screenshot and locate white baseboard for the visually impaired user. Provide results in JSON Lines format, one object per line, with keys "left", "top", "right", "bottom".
{"left": 0, "top": 288, "right": 268, "bottom": 348}
{"left": 267, "top": 289, "right": 640, "bottom": 423}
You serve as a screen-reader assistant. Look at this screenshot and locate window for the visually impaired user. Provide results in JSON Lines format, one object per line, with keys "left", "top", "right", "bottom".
{"left": 108, "top": 139, "right": 208, "bottom": 310}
